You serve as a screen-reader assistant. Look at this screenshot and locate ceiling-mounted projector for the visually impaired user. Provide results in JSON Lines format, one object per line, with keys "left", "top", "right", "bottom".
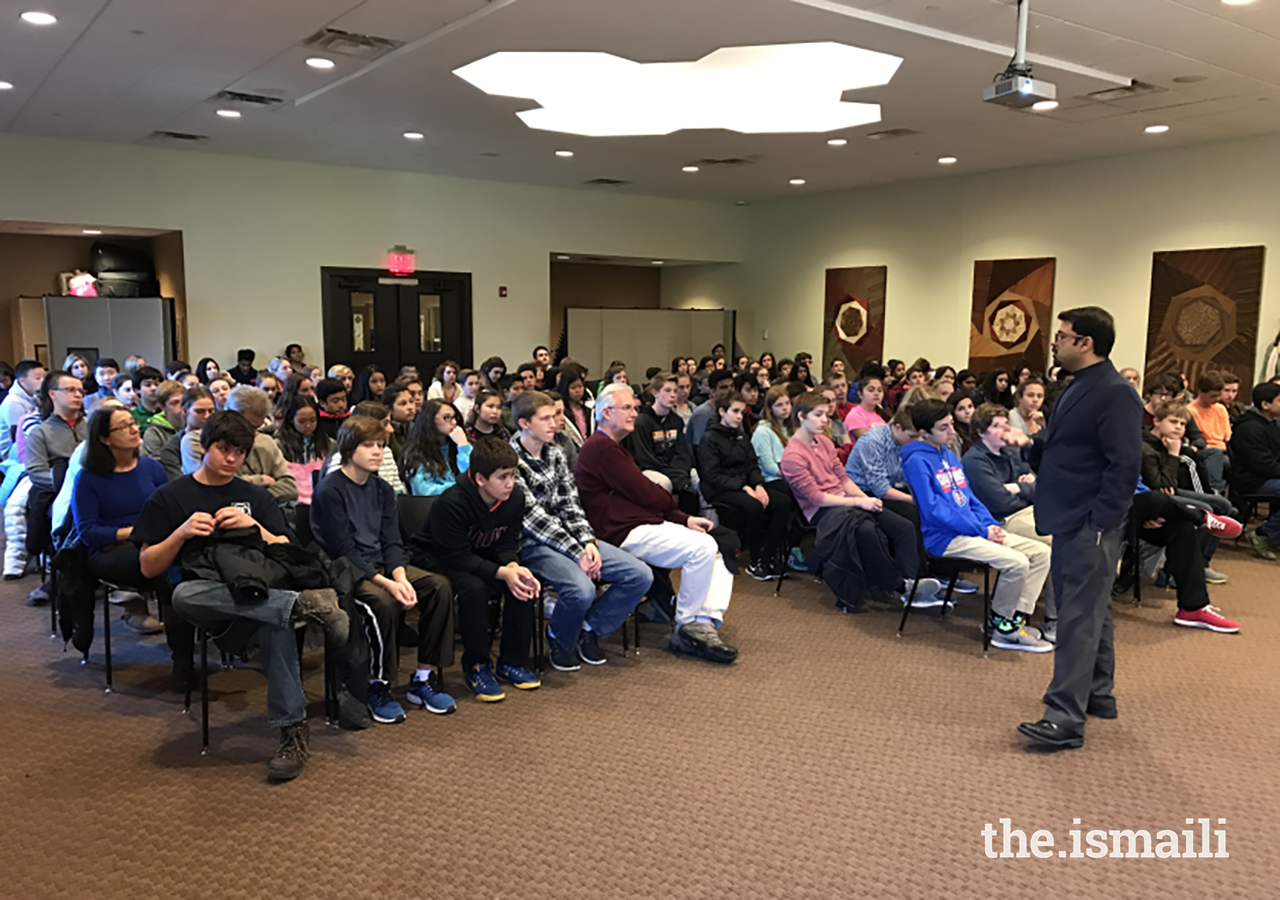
{"left": 982, "top": 0, "right": 1056, "bottom": 109}
{"left": 984, "top": 75, "right": 1057, "bottom": 109}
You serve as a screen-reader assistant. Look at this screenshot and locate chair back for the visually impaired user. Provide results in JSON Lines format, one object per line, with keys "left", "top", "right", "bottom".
{"left": 294, "top": 504, "right": 315, "bottom": 548}
{"left": 397, "top": 494, "right": 437, "bottom": 542}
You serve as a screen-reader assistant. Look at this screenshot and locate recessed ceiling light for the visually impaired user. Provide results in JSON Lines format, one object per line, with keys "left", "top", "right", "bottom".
{"left": 938, "top": 156, "right": 957, "bottom": 165}
{"left": 454, "top": 43, "right": 903, "bottom": 137}
{"left": 789, "top": 178, "right": 806, "bottom": 185}
{"left": 305, "top": 57, "right": 335, "bottom": 70}
{"left": 216, "top": 109, "right": 241, "bottom": 118}
{"left": 20, "top": 11, "right": 57, "bottom": 25}
{"left": 827, "top": 138, "right": 848, "bottom": 146}
{"left": 556, "top": 255, "right": 570, "bottom": 260}
{"left": 1145, "top": 124, "right": 1170, "bottom": 133}
{"left": 682, "top": 165, "right": 699, "bottom": 173}
{"left": 651, "top": 260, "right": 664, "bottom": 265}
{"left": 555, "top": 149, "right": 574, "bottom": 157}
{"left": 1221, "top": 0, "right": 1256, "bottom": 6}
{"left": 82, "top": 229, "right": 102, "bottom": 235}
{"left": 0, "top": 81, "right": 12, "bottom": 91}
{"left": 1031, "top": 100, "right": 1059, "bottom": 111}
{"left": 403, "top": 131, "right": 424, "bottom": 140}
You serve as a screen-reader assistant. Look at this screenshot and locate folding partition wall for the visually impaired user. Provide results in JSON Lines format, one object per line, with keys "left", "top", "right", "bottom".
{"left": 565, "top": 307, "right": 735, "bottom": 380}
{"left": 42, "top": 295, "right": 176, "bottom": 369}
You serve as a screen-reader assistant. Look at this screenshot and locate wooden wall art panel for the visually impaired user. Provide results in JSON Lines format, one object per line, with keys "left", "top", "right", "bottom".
{"left": 823, "top": 266, "right": 886, "bottom": 377}
{"left": 968, "top": 257, "right": 1055, "bottom": 375}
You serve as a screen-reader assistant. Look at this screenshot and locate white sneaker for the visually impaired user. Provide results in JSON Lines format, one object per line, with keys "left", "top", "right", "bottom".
{"left": 990, "top": 625, "right": 1053, "bottom": 653}
{"left": 902, "top": 578, "right": 945, "bottom": 609}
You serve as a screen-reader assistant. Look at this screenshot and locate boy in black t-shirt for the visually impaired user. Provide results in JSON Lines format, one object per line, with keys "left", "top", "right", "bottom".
{"left": 411, "top": 437, "right": 539, "bottom": 703}
{"left": 133, "top": 411, "right": 347, "bottom": 782}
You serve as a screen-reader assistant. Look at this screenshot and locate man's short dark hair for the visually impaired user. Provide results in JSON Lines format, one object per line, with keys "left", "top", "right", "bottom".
{"left": 335, "top": 415, "right": 386, "bottom": 463}
{"left": 14, "top": 359, "right": 44, "bottom": 380}
{"left": 1220, "top": 371, "right": 1240, "bottom": 386}
{"left": 708, "top": 368, "right": 735, "bottom": 390}
{"left": 1058, "top": 306, "right": 1116, "bottom": 357}
{"left": 512, "top": 390, "right": 553, "bottom": 426}
{"left": 315, "top": 378, "right": 346, "bottom": 402}
{"left": 200, "top": 410, "right": 256, "bottom": 452}
{"left": 130, "top": 365, "right": 164, "bottom": 391}
{"left": 516, "top": 361, "right": 538, "bottom": 377}
{"left": 858, "top": 360, "right": 886, "bottom": 381}
{"left": 649, "top": 370, "right": 678, "bottom": 393}
{"left": 165, "top": 360, "right": 189, "bottom": 378}
{"left": 237, "top": 348, "right": 255, "bottom": 363}
{"left": 353, "top": 401, "right": 388, "bottom": 420}
{"left": 1252, "top": 382, "right": 1280, "bottom": 407}
{"left": 498, "top": 374, "right": 519, "bottom": 393}
{"left": 733, "top": 373, "right": 758, "bottom": 393}
{"left": 1197, "top": 372, "right": 1225, "bottom": 393}
{"left": 93, "top": 357, "right": 118, "bottom": 372}
{"left": 971, "top": 402, "right": 1010, "bottom": 437}
{"left": 714, "top": 391, "right": 746, "bottom": 412}
{"left": 470, "top": 435, "right": 518, "bottom": 478}
{"left": 1147, "top": 371, "right": 1184, "bottom": 399}
{"left": 908, "top": 398, "right": 951, "bottom": 433}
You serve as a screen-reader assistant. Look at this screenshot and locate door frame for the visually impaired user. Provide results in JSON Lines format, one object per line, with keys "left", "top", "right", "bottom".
{"left": 320, "top": 266, "right": 474, "bottom": 373}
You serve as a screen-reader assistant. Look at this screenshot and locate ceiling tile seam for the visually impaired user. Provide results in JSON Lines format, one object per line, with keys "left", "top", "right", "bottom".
{"left": 294, "top": 0, "right": 522, "bottom": 106}
{"left": 2, "top": 0, "right": 117, "bottom": 132}
{"left": 1164, "top": 0, "right": 1280, "bottom": 42}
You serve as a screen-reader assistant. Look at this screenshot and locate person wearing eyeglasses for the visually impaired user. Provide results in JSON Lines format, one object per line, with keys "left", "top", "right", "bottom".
{"left": 26, "top": 369, "right": 87, "bottom": 492}
{"left": 1017, "top": 307, "right": 1141, "bottom": 752}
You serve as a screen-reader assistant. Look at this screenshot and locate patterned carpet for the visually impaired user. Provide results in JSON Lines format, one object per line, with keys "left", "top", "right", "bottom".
{"left": 2, "top": 539, "right": 1275, "bottom": 899}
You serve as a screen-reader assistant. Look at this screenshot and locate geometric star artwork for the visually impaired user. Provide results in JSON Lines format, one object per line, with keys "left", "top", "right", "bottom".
{"left": 969, "top": 259, "right": 1055, "bottom": 375}
{"left": 1144, "top": 246, "right": 1264, "bottom": 389}
{"left": 824, "top": 266, "right": 886, "bottom": 377}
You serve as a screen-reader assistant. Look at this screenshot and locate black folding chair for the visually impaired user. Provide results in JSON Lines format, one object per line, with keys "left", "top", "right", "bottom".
{"left": 898, "top": 553, "right": 1000, "bottom": 656}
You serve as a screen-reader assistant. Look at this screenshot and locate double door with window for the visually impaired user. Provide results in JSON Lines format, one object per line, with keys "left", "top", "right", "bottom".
{"left": 321, "top": 267, "right": 473, "bottom": 381}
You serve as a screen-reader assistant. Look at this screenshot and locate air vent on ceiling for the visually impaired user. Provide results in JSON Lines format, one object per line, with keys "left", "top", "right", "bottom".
{"left": 1086, "top": 81, "right": 1164, "bottom": 104}
{"left": 865, "top": 128, "right": 919, "bottom": 141}
{"left": 208, "top": 90, "right": 285, "bottom": 110}
{"left": 696, "top": 157, "right": 757, "bottom": 167}
{"left": 584, "top": 177, "right": 632, "bottom": 186}
{"left": 301, "top": 27, "right": 404, "bottom": 61}
{"left": 146, "top": 130, "right": 208, "bottom": 143}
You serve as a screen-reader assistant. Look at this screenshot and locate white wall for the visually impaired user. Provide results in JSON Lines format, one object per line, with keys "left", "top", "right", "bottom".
{"left": 0, "top": 134, "right": 744, "bottom": 370}
{"left": 730, "top": 133, "right": 1280, "bottom": 380}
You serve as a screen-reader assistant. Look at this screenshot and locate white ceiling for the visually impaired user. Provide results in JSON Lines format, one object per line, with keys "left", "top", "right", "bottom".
{"left": 2, "top": 0, "right": 1280, "bottom": 202}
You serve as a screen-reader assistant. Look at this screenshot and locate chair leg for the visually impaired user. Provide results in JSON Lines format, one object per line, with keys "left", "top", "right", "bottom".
{"left": 897, "top": 575, "right": 923, "bottom": 635}
{"left": 102, "top": 585, "right": 113, "bottom": 694}
{"left": 200, "top": 630, "right": 210, "bottom": 756}
{"left": 49, "top": 564, "right": 58, "bottom": 637}
{"left": 982, "top": 567, "right": 992, "bottom": 657}
{"left": 324, "top": 644, "right": 336, "bottom": 726}
{"left": 631, "top": 607, "right": 640, "bottom": 654}
{"left": 938, "top": 571, "right": 959, "bottom": 618}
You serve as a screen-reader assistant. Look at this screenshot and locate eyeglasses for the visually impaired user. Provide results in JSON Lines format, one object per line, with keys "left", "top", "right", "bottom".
{"left": 109, "top": 421, "right": 140, "bottom": 433}
{"left": 1052, "top": 331, "right": 1086, "bottom": 345}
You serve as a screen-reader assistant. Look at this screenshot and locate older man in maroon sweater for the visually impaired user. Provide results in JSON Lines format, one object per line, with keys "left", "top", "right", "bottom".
{"left": 575, "top": 384, "right": 737, "bottom": 664}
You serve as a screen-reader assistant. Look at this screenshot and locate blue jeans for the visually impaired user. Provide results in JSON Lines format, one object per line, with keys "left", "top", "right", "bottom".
{"left": 1194, "top": 447, "right": 1226, "bottom": 493}
{"left": 519, "top": 541, "right": 653, "bottom": 643}
{"left": 172, "top": 580, "right": 305, "bottom": 728}
{"left": 1258, "top": 478, "right": 1280, "bottom": 544}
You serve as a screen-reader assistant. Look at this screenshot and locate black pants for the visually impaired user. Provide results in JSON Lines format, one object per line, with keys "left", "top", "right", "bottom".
{"left": 1132, "top": 492, "right": 1209, "bottom": 612}
{"left": 449, "top": 571, "right": 532, "bottom": 671}
{"left": 87, "top": 543, "right": 190, "bottom": 664}
{"left": 812, "top": 505, "right": 920, "bottom": 590}
{"left": 352, "top": 565, "right": 455, "bottom": 684}
{"left": 713, "top": 484, "right": 793, "bottom": 561}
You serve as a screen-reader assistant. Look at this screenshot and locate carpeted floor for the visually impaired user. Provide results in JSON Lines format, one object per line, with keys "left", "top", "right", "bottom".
{"left": 2, "top": 539, "right": 1276, "bottom": 899}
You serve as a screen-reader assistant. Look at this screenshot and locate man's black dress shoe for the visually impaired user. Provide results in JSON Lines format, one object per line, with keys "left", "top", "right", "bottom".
{"left": 1018, "top": 719, "right": 1084, "bottom": 750}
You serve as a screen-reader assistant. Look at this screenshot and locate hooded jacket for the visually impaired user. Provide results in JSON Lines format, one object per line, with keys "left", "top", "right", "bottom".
{"left": 410, "top": 474, "right": 523, "bottom": 581}
{"left": 625, "top": 404, "right": 692, "bottom": 491}
{"left": 901, "top": 441, "right": 997, "bottom": 556}
{"left": 696, "top": 422, "right": 763, "bottom": 501}
{"left": 1227, "top": 408, "right": 1280, "bottom": 494}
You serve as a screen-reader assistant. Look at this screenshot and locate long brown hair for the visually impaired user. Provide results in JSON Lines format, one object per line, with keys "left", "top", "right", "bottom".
{"left": 761, "top": 384, "right": 794, "bottom": 445}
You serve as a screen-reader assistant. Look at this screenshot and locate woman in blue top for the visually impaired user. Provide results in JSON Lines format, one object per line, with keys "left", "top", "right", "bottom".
{"left": 400, "top": 399, "right": 472, "bottom": 496}
{"left": 750, "top": 385, "right": 793, "bottom": 482}
{"left": 72, "top": 406, "right": 171, "bottom": 636}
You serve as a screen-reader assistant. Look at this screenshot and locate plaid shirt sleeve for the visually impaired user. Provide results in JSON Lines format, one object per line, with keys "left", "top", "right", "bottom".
{"left": 515, "top": 442, "right": 594, "bottom": 559}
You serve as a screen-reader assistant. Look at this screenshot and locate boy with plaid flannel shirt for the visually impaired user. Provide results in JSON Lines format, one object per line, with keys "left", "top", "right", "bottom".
{"left": 511, "top": 391, "right": 653, "bottom": 670}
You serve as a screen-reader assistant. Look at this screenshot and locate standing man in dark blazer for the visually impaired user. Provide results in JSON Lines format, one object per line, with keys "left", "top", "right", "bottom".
{"left": 1018, "top": 307, "right": 1141, "bottom": 750}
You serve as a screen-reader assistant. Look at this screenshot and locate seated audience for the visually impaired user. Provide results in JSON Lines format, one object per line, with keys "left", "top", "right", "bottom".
{"left": 1187, "top": 372, "right": 1231, "bottom": 453}
{"left": 380, "top": 382, "right": 415, "bottom": 459}
{"left": 411, "top": 437, "right": 541, "bottom": 702}
{"left": 843, "top": 372, "right": 886, "bottom": 443}
{"left": 673, "top": 372, "right": 695, "bottom": 426}
{"left": 478, "top": 356, "right": 507, "bottom": 392}
{"left": 1119, "top": 367, "right": 1141, "bottom": 392}
{"left": 976, "top": 368, "right": 1014, "bottom": 408}
{"left": 206, "top": 386, "right": 297, "bottom": 502}
{"left": 844, "top": 406, "right": 920, "bottom": 523}
{"left": 123, "top": 355, "right": 145, "bottom": 375}
{"left": 465, "top": 388, "right": 511, "bottom": 443}
{"left": 327, "top": 364, "right": 354, "bottom": 394}
{"left": 1142, "top": 371, "right": 1223, "bottom": 493}
{"left": 1, "top": 360, "right": 46, "bottom": 460}
{"left": 427, "top": 360, "right": 462, "bottom": 403}
{"left": 627, "top": 371, "right": 698, "bottom": 512}
{"left": 72, "top": 406, "right": 170, "bottom": 636}
{"left": 697, "top": 391, "right": 792, "bottom": 579}
{"left": 339, "top": 401, "right": 406, "bottom": 494}
{"left": 27, "top": 369, "right": 87, "bottom": 493}
{"left": 1007, "top": 378, "right": 1046, "bottom": 436}
{"left": 885, "top": 364, "right": 927, "bottom": 411}
{"left": 134, "top": 411, "right": 347, "bottom": 782}
{"left": 685, "top": 369, "right": 736, "bottom": 448}
{"left": 315, "top": 377, "right": 349, "bottom": 441}
{"left": 275, "top": 396, "right": 332, "bottom": 505}
{"left": 255, "top": 372, "right": 281, "bottom": 406}
{"left": 453, "top": 369, "right": 480, "bottom": 422}
{"left": 157, "top": 387, "right": 213, "bottom": 481}
{"left": 510, "top": 391, "right": 651, "bottom": 670}
{"left": 230, "top": 349, "right": 257, "bottom": 385}
{"left": 576, "top": 384, "right": 738, "bottom": 664}
{"left": 401, "top": 399, "right": 471, "bottom": 496}
{"left": 351, "top": 365, "right": 387, "bottom": 405}
{"left": 947, "top": 392, "right": 976, "bottom": 457}
{"left": 543, "top": 391, "right": 580, "bottom": 471}
{"left": 312, "top": 416, "right": 455, "bottom": 723}
{"left": 1219, "top": 372, "right": 1246, "bottom": 422}
{"left": 498, "top": 375, "right": 526, "bottom": 432}
{"left": 752, "top": 385, "right": 793, "bottom": 483}
{"left": 819, "top": 382, "right": 850, "bottom": 448}
{"left": 1230, "top": 381, "right": 1280, "bottom": 559}
{"left": 555, "top": 368, "right": 591, "bottom": 445}
{"left": 85, "top": 358, "right": 118, "bottom": 412}
{"left": 208, "top": 375, "right": 232, "bottom": 411}
{"left": 954, "top": 369, "right": 978, "bottom": 399}
{"left": 900, "top": 399, "right": 1052, "bottom": 652}
{"left": 128, "top": 366, "right": 165, "bottom": 432}
{"left": 781, "top": 390, "right": 938, "bottom": 612}
{"left": 141, "top": 380, "right": 185, "bottom": 460}
{"left": 194, "top": 357, "right": 220, "bottom": 386}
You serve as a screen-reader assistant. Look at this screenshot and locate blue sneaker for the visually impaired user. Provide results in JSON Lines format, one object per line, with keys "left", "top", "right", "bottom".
{"left": 466, "top": 663, "right": 505, "bottom": 702}
{"left": 494, "top": 660, "right": 541, "bottom": 690}
{"left": 367, "top": 682, "right": 406, "bottom": 724}
{"left": 952, "top": 578, "right": 979, "bottom": 595}
{"left": 406, "top": 672, "right": 456, "bottom": 715}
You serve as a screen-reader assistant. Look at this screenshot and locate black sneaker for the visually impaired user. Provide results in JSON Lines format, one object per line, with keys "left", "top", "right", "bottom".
{"left": 746, "top": 560, "right": 772, "bottom": 582}
{"left": 670, "top": 622, "right": 738, "bottom": 665}
{"left": 576, "top": 629, "right": 606, "bottom": 666}
{"left": 267, "top": 721, "right": 310, "bottom": 782}
{"left": 294, "top": 589, "right": 350, "bottom": 646}
{"left": 335, "top": 685, "right": 373, "bottom": 730}
{"left": 547, "top": 628, "right": 580, "bottom": 672}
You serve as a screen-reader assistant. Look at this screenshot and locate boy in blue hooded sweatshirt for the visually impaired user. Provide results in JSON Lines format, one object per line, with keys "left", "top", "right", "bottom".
{"left": 900, "top": 399, "right": 1052, "bottom": 652}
